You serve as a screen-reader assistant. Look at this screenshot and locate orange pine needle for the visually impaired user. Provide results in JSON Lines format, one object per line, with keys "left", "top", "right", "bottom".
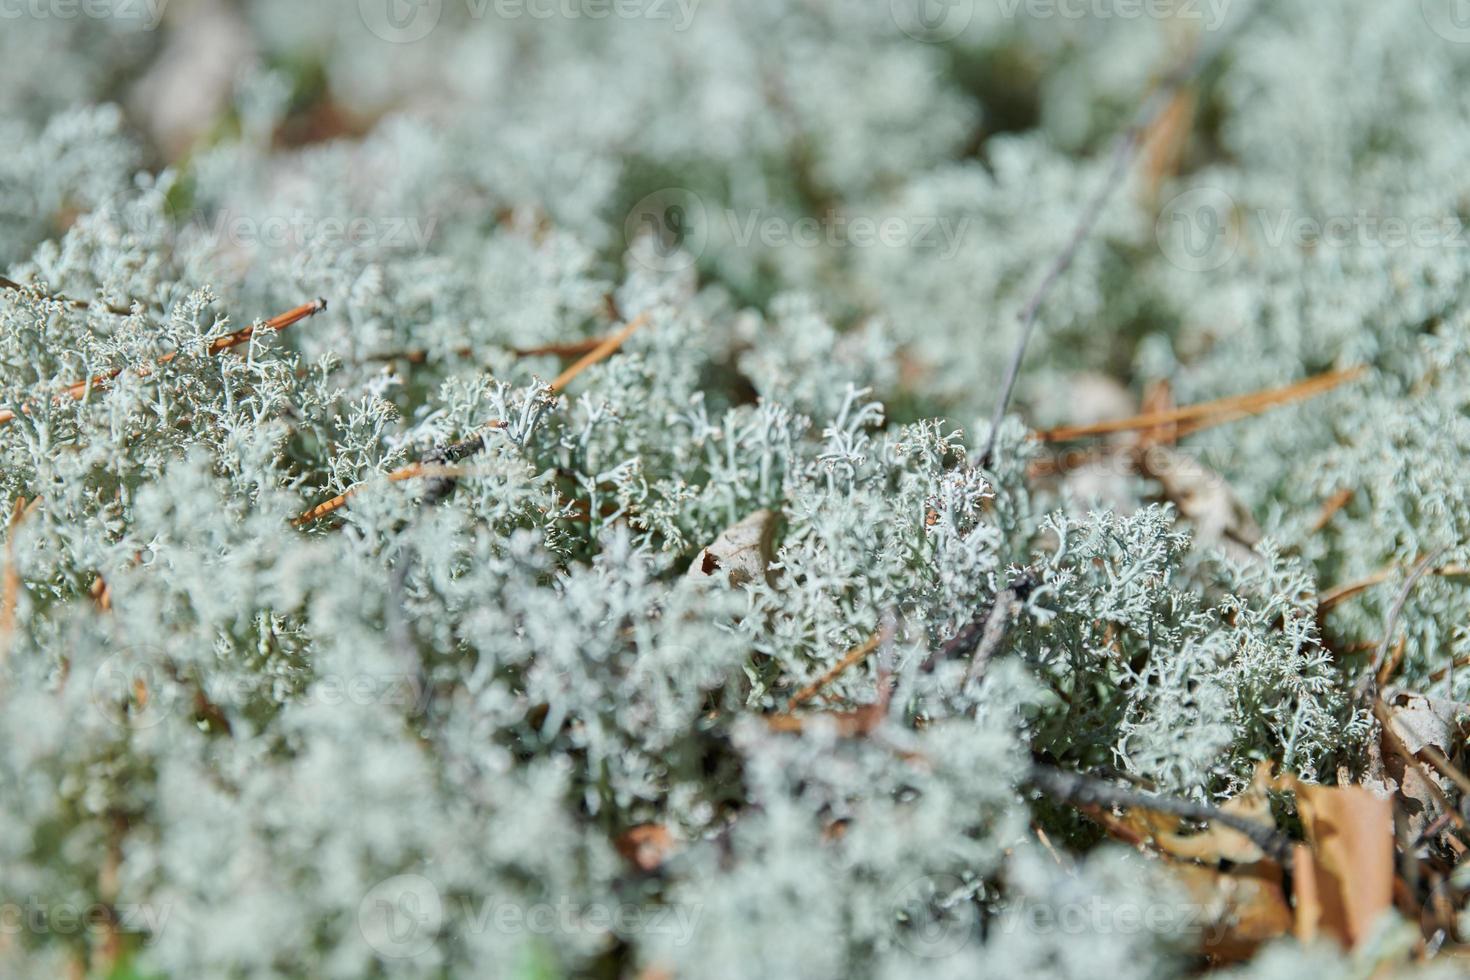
{"left": 373, "top": 333, "right": 612, "bottom": 365}
{"left": 1318, "top": 562, "right": 1469, "bottom": 614}
{"left": 294, "top": 312, "right": 649, "bottom": 526}
{"left": 291, "top": 459, "right": 428, "bottom": 526}
{"left": 548, "top": 313, "right": 648, "bottom": 394}
{"left": 0, "top": 298, "right": 328, "bottom": 426}
{"left": 786, "top": 629, "right": 886, "bottom": 712}
{"left": 1317, "top": 568, "right": 1397, "bottom": 613}
{"left": 513, "top": 337, "right": 607, "bottom": 359}
{"left": 1037, "top": 366, "right": 1366, "bottom": 443}
{"left": 1309, "top": 488, "right": 1354, "bottom": 534}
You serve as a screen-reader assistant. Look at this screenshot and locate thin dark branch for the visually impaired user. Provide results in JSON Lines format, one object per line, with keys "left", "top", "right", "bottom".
{"left": 965, "top": 571, "right": 1037, "bottom": 686}
{"left": 419, "top": 432, "right": 490, "bottom": 507}
{"left": 980, "top": 10, "right": 1257, "bottom": 465}
{"left": 1027, "top": 764, "right": 1295, "bottom": 866}
{"left": 927, "top": 569, "right": 1037, "bottom": 671}
{"left": 1358, "top": 547, "right": 1445, "bottom": 702}
{"left": 1374, "top": 549, "right": 1445, "bottom": 677}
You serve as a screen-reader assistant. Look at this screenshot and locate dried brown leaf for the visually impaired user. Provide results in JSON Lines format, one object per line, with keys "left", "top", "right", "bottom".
{"left": 1154, "top": 762, "right": 1276, "bottom": 865}
{"left": 615, "top": 824, "right": 677, "bottom": 873}
{"left": 1291, "top": 783, "right": 1394, "bottom": 947}
{"left": 686, "top": 510, "right": 777, "bottom": 588}
{"left": 1171, "top": 861, "right": 1292, "bottom": 963}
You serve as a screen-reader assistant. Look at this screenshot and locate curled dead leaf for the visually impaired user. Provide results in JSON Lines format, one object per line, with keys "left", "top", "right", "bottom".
{"left": 1384, "top": 688, "right": 1470, "bottom": 757}
{"left": 1154, "top": 762, "right": 1276, "bottom": 866}
{"left": 686, "top": 510, "right": 777, "bottom": 587}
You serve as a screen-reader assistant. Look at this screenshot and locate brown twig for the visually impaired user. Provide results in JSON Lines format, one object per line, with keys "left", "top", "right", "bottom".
{"left": 926, "top": 570, "right": 1038, "bottom": 672}
{"left": 768, "top": 671, "right": 893, "bottom": 738}
{"left": 0, "top": 298, "right": 328, "bottom": 426}
{"left": 1427, "top": 654, "right": 1470, "bottom": 686}
{"left": 89, "top": 575, "right": 113, "bottom": 612}
{"left": 0, "top": 275, "right": 133, "bottom": 317}
{"left": 1037, "top": 366, "right": 1366, "bottom": 443}
{"left": 1026, "top": 368, "right": 1365, "bottom": 483}
{"left": 1319, "top": 560, "right": 1468, "bottom": 615}
{"left": 367, "top": 335, "right": 610, "bottom": 365}
{"left": 1352, "top": 552, "right": 1446, "bottom": 705}
{"left": 1317, "top": 568, "right": 1396, "bottom": 613}
{"left": 291, "top": 456, "right": 440, "bottom": 526}
{"left": 1027, "top": 764, "right": 1295, "bottom": 866}
{"left": 1310, "top": 488, "right": 1354, "bottom": 534}
{"left": 548, "top": 313, "right": 647, "bottom": 392}
{"left": 980, "top": 11, "right": 1256, "bottom": 464}
{"left": 786, "top": 626, "right": 889, "bottom": 712}
{"left": 293, "top": 312, "right": 650, "bottom": 525}
{"left": 1420, "top": 743, "right": 1470, "bottom": 799}
{"left": 1377, "top": 637, "right": 1408, "bottom": 689}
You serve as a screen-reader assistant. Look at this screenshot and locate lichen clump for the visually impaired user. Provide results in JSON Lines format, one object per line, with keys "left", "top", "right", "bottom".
{"left": 3, "top": 2, "right": 1470, "bottom": 977}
